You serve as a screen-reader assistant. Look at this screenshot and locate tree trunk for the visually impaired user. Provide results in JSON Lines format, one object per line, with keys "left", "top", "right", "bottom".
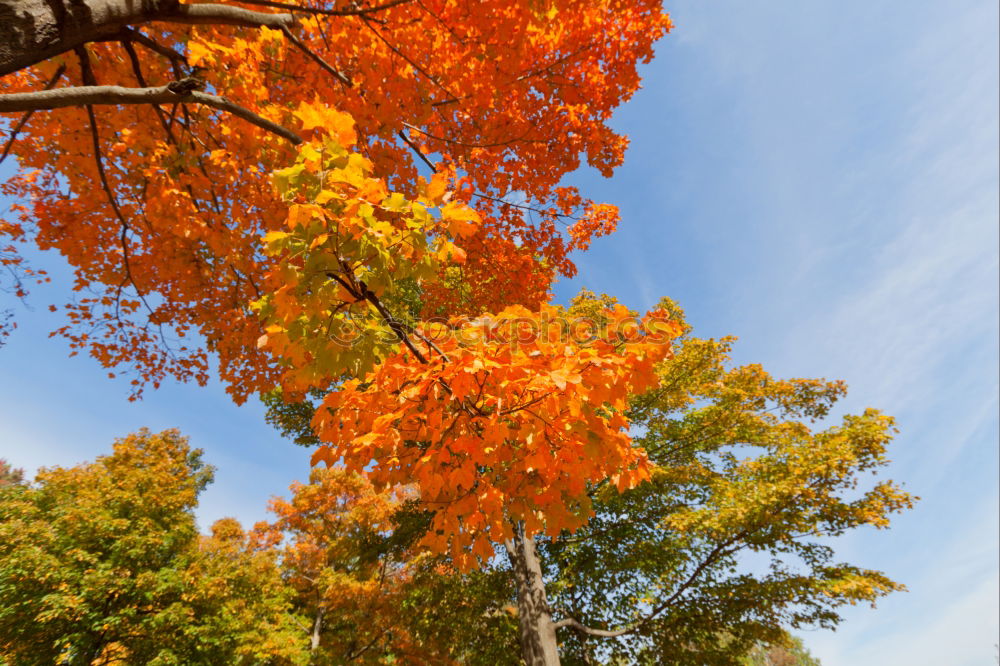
{"left": 505, "top": 524, "right": 561, "bottom": 666}
{"left": 310, "top": 606, "right": 324, "bottom": 651}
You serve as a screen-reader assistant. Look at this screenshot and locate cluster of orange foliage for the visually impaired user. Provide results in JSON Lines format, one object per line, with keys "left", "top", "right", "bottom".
{"left": 312, "top": 304, "right": 679, "bottom": 565}
{"left": 2, "top": 0, "right": 672, "bottom": 400}
{"left": 2, "top": 0, "right": 677, "bottom": 561}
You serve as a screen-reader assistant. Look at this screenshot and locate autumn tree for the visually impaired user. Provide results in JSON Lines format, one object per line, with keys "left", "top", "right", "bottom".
{"left": 0, "top": 460, "right": 23, "bottom": 487}
{"left": 741, "top": 637, "right": 823, "bottom": 666}
{"left": 0, "top": 429, "right": 307, "bottom": 664}
{"left": 254, "top": 466, "right": 520, "bottom": 663}
{"left": 0, "top": 0, "right": 671, "bottom": 399}
{"left": 255, "top": 467, "right": 418, "bottom": 661}
{"left": 263, "top": 294, "right": 913, "bottom": 665}
{"left": 1, "top": 1, "right": 686, "bottom": 660}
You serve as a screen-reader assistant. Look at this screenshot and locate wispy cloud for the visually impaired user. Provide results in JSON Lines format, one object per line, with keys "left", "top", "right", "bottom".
{"left": 563, "top": 1, "right": 999, "bottom": 663}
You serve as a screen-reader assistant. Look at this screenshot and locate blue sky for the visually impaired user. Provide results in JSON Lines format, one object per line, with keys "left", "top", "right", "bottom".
{"left": 1, "top": 1, "right": 997, "bottom": 664}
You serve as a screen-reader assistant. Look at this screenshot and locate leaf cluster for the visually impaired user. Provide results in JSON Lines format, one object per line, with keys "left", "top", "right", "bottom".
{"left": 0, "top": 430, "right": 304, "bottom": 665}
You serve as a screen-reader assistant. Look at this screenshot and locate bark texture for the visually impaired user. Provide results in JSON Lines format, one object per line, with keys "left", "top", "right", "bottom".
{"left": 506, "top": 526, "right": 561, "bottom": 666}
{"left": 0, "top": 0, "right": 294, "bottom": 77}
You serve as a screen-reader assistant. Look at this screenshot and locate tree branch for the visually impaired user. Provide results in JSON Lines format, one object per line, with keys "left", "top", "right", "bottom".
{"left": 361, "top": 284, "right": 429, "bottom": 365}
{"left": 121, "top": 28, "right": 185, "bottom": 64}
{"left": 396, "top": 129, "right": 435, "bottom": 171}
{"left": 236, "top": 0, "right": 412, "bottom": 17}
{"left": 402, "top": 121, "right": 537, "bottom": 150}
{"left": 0, "top": 83, "right": 302, "bottom": 144}
{"left": 279, "top": 25, "right": 352, "bottom": 86}
{"left": 552, "top": 616, "right": 632, "bottom": 638}
{"left": 156, "top": 3, "right": 295, "bottom": 28}
{"left": 553, "top": 534, "right": 747, "bottom": 639}
{"left": 0, "top": 0, "right": 296, "bottom": 76}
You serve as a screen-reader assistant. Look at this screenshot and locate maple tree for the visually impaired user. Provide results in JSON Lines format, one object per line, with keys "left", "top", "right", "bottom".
{"left": 254, "top": 466, "right": 519, "bottom": 663}
{"left": 255, "top": 466, "right": 416, "bottom": 660}
{"left": 1, "top": 5, "right": 683, "bottom": 658}
{"left": 0, "top": 429, "right": 307, "bottom": 664}
{"left": 265, "top": 294, "right": 914, "bottom": 665}
{"left": 0, "top": 0, "right": 672, "bottom": 400}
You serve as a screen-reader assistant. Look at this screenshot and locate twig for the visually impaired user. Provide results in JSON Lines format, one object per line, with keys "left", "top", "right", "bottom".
{"left": 279, "top": 25, "right": 352, "bottom": 86}
{"left": 122, "top": 29, "right": 186, "bottom": 65}
{"left": 396, "top": 129, "right": 435, "bottom": 171}
{"left": 402, "top": 121, "right": 536, "bottom": 149}
{"left": 471, "top": 191, "right": 578, "bottom": 222}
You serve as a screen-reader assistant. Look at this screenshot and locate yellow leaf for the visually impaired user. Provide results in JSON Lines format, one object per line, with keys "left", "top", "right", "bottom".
{"left": 263, "top": 231, "right": 289, "bottom": 244}
{"left": 186, "top": 41, "right": 214, "bottom": 67}
{"left": 441, "top": 202, "right": 481, "bottom": 238}
{"left": 315, "top": 190, "right": 338, "bottom": 204}
{"left": 293, "top": 101, "right": 357, "bottom": 145}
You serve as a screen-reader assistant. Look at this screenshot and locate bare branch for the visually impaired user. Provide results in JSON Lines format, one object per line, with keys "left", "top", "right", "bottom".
{"left": 402, "top": 121, "right": 537, "bottom": 150}
{"left": 0, "top": 83, "right": 302, "bottom": 144}
{"left": 396, "top": 129, "right": 435, "bottom": 171}
{"left": 279, "top": 25, "right": 352, "bottom": 87}
{"left": 122, "top": 28, "right": 185, "bottom": 64}
{"left": 471, "top": 191, "right": 577, "bottom": 224}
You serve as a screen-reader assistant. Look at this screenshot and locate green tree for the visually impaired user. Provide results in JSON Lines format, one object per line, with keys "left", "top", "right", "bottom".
{"left": 0, "top": 460, "right": 23, "bottom": 488}
{"left": 0, "top": 429, "right": 306, "bottom": 665}
{"left": 534, "top": 295, "right": 913, "bottom": 665}
{"left": 741, "top": 636, "right": 822, "bottom": 666}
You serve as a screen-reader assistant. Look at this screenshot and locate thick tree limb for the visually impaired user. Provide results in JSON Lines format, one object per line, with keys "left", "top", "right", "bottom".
{"left": 161, "top": 3, "right": 295, "bottom": 28}
{"left": 0, "top": 83, "right": 302, "bottom": 144}
{"left": 0, "top": 0, "right": 294, "bottom": 77}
